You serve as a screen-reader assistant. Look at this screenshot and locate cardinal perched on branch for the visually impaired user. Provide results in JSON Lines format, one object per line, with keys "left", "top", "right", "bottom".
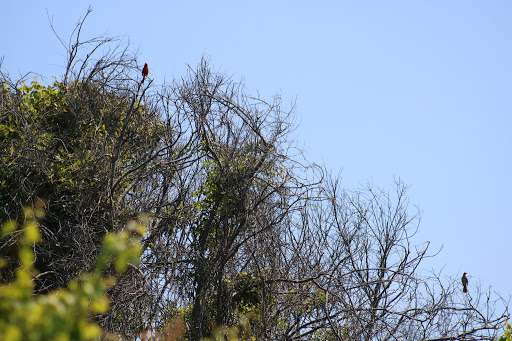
{"left": 462, "top": 272, "right": 468, "bottom": 293}
{"left": 142, "top": 63, "right": 149, "bottom": 82}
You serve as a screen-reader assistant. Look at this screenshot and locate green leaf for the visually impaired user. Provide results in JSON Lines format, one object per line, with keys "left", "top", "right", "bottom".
{"left": 1, "top": 220, "right": 17, "bottom": 237}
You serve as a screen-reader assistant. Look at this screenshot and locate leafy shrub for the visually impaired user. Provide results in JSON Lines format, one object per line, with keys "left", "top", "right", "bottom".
{"left": 0, "top": 202, "right": 145, "bottom": 341}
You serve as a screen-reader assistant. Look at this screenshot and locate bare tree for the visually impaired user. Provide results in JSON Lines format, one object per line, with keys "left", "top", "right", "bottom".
{"left": 135, "top": 58, "right": 320, "bottom": 339}
{"left": 244, "top": 176, "right": 509, "bottom": 340}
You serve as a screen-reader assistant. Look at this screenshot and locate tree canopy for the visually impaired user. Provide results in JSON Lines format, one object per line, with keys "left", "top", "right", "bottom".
{"left": 0, "top": 12, "right": 509, "bottom": 340}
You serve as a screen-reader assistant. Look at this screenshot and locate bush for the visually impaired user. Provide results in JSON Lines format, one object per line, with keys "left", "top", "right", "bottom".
{"left": 0, "top": 202, "right": 145, "bottom": 341}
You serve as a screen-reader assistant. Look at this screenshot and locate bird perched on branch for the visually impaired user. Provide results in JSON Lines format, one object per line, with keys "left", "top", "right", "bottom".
{"left": 142, "top": 63, "right": 149, "bottom": 82}
{"left": 461, "top": 272, "right": 468, "bottom": 293}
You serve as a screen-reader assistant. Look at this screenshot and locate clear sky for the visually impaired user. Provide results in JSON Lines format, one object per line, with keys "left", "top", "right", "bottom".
{"left": 2, "top": 1, "right": 511, "bottom": 297}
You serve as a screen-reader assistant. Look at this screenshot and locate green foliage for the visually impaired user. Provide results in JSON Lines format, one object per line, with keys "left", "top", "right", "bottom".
{"left": 0, "top": 80, "right": 143, "bottom": 215}
{"left": 498, "top": 323, "right": 512, "bottom": 341}
{"left": 231, "top": 272, "right": 261, "bottom": 318}
{"left": 0, "top": 205, "right": 145, "bottom": 341}
{"left": 201, "top": 315, "right": 255, "bottom": 341}
{"left": 0, "top": 77, "right": 160, "bottom": 294}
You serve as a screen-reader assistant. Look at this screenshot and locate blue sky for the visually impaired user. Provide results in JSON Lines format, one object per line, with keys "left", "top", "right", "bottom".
{"left": 2, "top": 1, "right": 511, "bottom": 297}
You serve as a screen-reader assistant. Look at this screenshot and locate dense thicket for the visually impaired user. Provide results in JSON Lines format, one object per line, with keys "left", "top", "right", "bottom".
{"left": 0, "top": 15, "right": 509, "bottom": 340}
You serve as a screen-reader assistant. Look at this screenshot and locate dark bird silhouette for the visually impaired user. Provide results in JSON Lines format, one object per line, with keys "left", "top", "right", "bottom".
{"left": 462, "top": 272, "right": 468, "bottom": 293}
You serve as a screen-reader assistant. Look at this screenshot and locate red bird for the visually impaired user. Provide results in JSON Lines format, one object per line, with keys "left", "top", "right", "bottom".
{"left": 142, "top": 63, "right": 149, "bottom": 82}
